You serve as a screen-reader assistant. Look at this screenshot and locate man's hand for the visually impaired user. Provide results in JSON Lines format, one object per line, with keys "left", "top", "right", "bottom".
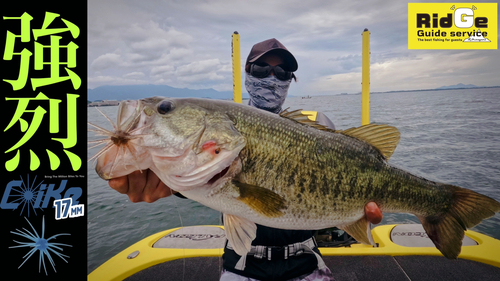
{"left": 108, "top": 169, "right": 173, "bottom": 203}
{"left": 364, "top": 202, "right": 383, "bottom": 224}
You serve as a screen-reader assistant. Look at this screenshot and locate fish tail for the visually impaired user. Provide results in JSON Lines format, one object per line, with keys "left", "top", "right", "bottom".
{"left": 419, "top": 185, "right": 500, "bottom": 259}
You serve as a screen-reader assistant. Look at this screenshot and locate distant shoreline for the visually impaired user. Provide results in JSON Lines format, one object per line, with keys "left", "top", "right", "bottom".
{"left": 297, "top": 85, "right": 500, "bottom": 97}
{"left": 371, "top": 85, "right": 500, "bottom": 95}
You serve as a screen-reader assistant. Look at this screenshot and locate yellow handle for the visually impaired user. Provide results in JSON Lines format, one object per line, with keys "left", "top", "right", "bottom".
{"left": 232, "top": 31, "right": 242, "bottom": 103}
{"left": 362, "top": 28, "right": 370, "bottom": 125}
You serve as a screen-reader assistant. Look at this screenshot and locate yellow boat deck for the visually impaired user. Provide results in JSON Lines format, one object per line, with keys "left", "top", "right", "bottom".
{"left": 89, "top": 224, "right": 500, "bottom": 281}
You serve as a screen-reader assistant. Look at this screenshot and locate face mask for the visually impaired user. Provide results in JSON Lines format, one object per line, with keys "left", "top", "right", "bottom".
{"left": 245, "top": 72, "right": 292, "bottom": 114}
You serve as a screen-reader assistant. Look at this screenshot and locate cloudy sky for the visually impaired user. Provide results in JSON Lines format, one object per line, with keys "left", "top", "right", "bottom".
{"left": 88, "top": 0, "right": 499, "bottom": 96}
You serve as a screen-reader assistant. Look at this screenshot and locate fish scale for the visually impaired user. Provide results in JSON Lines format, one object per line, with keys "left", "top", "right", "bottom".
{"left": 225, "top": 104, "right": 445, "bottom": 227}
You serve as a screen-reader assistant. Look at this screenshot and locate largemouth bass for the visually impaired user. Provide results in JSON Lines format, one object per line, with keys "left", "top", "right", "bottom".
{"left": 89, "top": 97, "right": 500, "bottom": 259}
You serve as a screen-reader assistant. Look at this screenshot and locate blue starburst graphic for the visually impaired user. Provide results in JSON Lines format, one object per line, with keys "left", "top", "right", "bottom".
{"left": 8, "top": 175, "right": 44, "bottom": 217}
{"left": 10, "top": 216, "right": 71, "bottom": 275}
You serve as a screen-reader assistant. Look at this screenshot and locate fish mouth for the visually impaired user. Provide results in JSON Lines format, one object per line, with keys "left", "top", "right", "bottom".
{"left": 208, "top": 165, "right": 230, "bottom": 185}
{"left": 164, "top": 154, "right": 239, "bottom": 192}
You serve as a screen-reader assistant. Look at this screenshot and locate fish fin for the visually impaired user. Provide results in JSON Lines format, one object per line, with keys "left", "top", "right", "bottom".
{"left": 232, "top": 181, "right": 286, "bottom": 218}
{"left": 340, "top": 124, "right": 400, "bottom": 160}
{"left": 280, "top": 108, "right": 335, "bottom": 132}
{"left": 418, "top": 184, "right": 500, "bottom": 259}
{"left": 223, "top": 213, "right": 257, "bottom": 256}
{"left": 338, "top": 216, "right": 375, "bottom": 246}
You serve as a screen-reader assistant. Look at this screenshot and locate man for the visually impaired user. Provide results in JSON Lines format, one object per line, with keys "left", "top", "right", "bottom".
{"left": 109, "top": 38, "right": 382, "bottom": 281}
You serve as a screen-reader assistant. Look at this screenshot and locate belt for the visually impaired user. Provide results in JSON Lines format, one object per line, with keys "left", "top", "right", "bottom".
{"left": 226, "top": 237, "right": 326, "bottom": 271}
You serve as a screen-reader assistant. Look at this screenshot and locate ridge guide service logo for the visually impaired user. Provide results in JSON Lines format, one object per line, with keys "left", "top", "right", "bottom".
{"left": 408, "top": 3, "right": 497, "bottom": 49}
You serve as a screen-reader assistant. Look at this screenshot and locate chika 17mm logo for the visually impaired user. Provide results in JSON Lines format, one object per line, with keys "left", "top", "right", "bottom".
{"left": 408, "top": 3, "right": 497, "bottom": 49}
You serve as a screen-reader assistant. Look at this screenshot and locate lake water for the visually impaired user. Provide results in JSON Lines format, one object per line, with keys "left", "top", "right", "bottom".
{"left": 87, "top": 87, "right": 500, "bottom": 273}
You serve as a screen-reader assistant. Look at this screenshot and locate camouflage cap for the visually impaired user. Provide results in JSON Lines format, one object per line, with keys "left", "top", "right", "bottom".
{"left": 246, "top": 38, "right": 298, "bottom": 71}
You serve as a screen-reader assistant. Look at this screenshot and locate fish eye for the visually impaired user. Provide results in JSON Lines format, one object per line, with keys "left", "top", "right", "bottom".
{"left": 157, "top": 100, "right": 174, "bottom": 115}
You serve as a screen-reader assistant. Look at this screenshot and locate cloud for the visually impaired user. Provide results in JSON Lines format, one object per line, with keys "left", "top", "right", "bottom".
{"left": 90, "top": 53, "right": 123, "bottom": 71}
{"left": 123, "top": 72, "right": 146, "bottom": 79}
{"left": 174, "top": 59, "right": 228, "bottom": 83}
{"left": 147, "top": 59, "right": 230, "bottom": 87}
{"left": 177, "top": 72, "right": 225, "bottom": 83}
{"left": 88, "top": 75, "right": 117, "bottom": 85}
{"left": 88, "top": 75, "right": 150, "bottom": 88}
{"left": 88, "top": 0, "right": 500, "bottom": 93}
{"left": 150, "top": 65, "right": 175, "bottom": 76}
{"left": 309, "top": 72, "right": 361, "bottom": 94}
{"left": 88, "top": 13, "right": 204, "bottom": 88}
{"left": 124, "top": 22, "right": 193, "bottom": 62}
{"left": 176, "top": 59, "right": 223, "bottom": 76}
{"left": 309, "top": 49, "right": 500, "bottom": 95}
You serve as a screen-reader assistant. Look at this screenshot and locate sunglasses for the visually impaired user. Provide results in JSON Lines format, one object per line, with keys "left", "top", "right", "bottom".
{"left": 249, "top": 63, "right": 294, "bottom": 81}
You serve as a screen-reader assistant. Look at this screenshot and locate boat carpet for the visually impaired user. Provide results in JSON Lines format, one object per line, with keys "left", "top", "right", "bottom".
{"left": 124, "top": 255, "right": 500, "bottom": 281}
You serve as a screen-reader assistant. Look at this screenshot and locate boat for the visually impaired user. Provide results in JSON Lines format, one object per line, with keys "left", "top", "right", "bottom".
{"left": 302, "top": 95, "right": 312, "bottom": 99}
{"left": 88, "top": 224, "right": 500, "bottom": 280}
